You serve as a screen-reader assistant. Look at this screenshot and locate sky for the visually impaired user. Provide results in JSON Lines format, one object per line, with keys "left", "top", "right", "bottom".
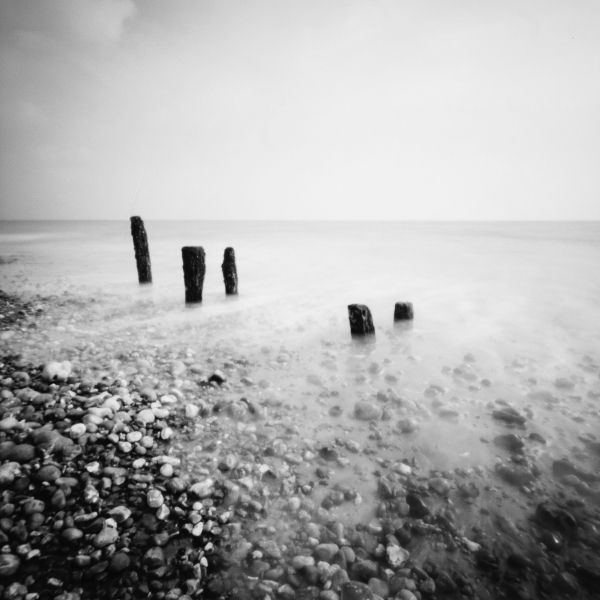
{"left": 0, "top": 0, "right": 599, "bottom": 220}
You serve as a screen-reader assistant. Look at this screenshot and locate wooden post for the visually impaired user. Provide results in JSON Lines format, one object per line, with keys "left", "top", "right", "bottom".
{"left": 394, "top": 302, "right": 414, "bottom": 321}
{"left": 348, "top": 304, "right": 375, "bottom": 336}
{"left": 130, "top": 216, "right": 152, "bottom": 283}
{"left": 182, "top": 247, "right": 206, "bottom": 303}
{"left": 221, "top": 247, "right": 238, "bottom": 295}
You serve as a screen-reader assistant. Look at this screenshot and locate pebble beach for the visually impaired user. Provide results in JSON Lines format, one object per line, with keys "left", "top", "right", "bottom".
{"left": 1, "top": 278, "right": 600, "bottom": 600}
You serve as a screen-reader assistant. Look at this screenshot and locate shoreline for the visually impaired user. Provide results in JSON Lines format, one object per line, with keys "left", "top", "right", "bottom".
{"left": 1, "top": 289, "right": 599, "bottom": 600}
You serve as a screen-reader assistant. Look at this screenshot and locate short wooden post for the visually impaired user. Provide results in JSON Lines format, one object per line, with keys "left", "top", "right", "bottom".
{"left": 348, "top": 304, "right": 375, "bottom": 336}
{"left": 130, "top": 216, "right": 152, "bottom": 283}
{"left": 394, "top": 302, "right": 414, "bottom": 321}
{"left": 182, "top": 247, "right": 206, "bottom": 303}
{"left": 222, "top": 247, "right": 238, "bottom": 295}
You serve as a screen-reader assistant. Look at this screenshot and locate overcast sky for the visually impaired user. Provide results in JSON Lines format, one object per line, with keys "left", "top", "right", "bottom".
{"left": 1, "top": 0, "right": 599, "bottom": 220}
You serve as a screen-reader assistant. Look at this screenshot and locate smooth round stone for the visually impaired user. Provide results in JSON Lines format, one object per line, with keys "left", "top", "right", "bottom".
{"left": 132, "top": 458, "right": 146, "bottom": 469}
{"left": 0, "top": 554, "right": 20, "bottom": 577}
{"left": 117, "top": 441, "right": 132, "bottom": 453}
{"left": 147, "top": 489, "right": 164, "bottom": 508}
{"left": 166, "top": 477, "right": 187, "bottom": 495}
{"left": 22, "top": 499, "right": 45, "bottom": 515}
{"left": 161, "top": 427, "right": 174, "bottom": 440}
{"left": 109, "top": 552, "right": 131, "bottom": 573}
{"left": 2, "top": 444, "right": 35, "bottom": 463}
{"left": 35, "top": 465, "right": 62, "bottom": 483}
{"left": 62, "top": 527, "right": 84, "bottom": 543}
{"left": 291, "top": 555, "right": 315, "bottom": 570}
{"left": 73, "top": 555, "right": 92, "bottom": 568}
{"left": 428, "top": 477, "right": 451, "bottom": 496}
{"left": 93, "top": 527, "right": 119, "bottom": 548}
{"left": 141, "top": 436, "right": 154, "bottom": 449}
{"left": 397, "top": 418, "right": 417, "bottom": 433}
{"left": 160, "top": 464, "right": 173, "bottom": 477}
{"left": 354, "top": 401, "right": 382, "bottom": 421}
{"left": 137, "top": 409, "right": 155, "bottom": 424}
{"left": 156, "top": 504, "right": 170, "bottom": 520}
{"left": 314, "top": 544, "right": 340, "bottom": 563}
{"left": 127, "top": 431, "right": 142, "bottom": 443}
{"left": 0, "top": 416, "right": 20, "bottom": 431}
{"left": 70, "top": 423, "right": 87, "bottom": 439}
{"left": 27, "top": 512, "right": 45, "bottom": 531}
{"left": 108, "top": 506, "right": 131, "bottom": 523}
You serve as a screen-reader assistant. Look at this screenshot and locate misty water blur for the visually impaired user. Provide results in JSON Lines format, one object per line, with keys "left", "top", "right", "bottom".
{"left": 1, "top": 220, "right": 600, "bottom": 531}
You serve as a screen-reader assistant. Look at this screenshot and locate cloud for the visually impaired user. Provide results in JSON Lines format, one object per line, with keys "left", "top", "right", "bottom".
{"left": 57, "top": 0, "right": 137, "bottom": 44}
{"left": 0, "top": 0, "right": 137, "bottom": 46}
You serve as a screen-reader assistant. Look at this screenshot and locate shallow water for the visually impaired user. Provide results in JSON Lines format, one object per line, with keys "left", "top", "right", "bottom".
{"left": 1, "top": 220, "right": 600, "bottom": 560}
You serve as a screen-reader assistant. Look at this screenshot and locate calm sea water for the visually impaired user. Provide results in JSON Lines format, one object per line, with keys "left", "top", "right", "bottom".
{"left": 1, "top": 220, "right": 600, "bottom": 529}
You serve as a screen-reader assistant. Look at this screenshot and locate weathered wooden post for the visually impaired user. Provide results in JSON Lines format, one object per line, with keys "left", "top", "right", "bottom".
{"left": 348, "top": 304, "right": 375, "bottom": 336}
{"left": 182, "top": 247, "right": 206, "bottom": 303}
{"left": 394, "top": 302, "right": 414, "bottom": 321}
{"left": 221, "top": 247, "right": 238, "bottom": 295}
{"left": 130, "top": 216, "right": 152, "bottom": 283}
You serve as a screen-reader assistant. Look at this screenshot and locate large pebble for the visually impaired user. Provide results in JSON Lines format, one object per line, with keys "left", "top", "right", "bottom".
{"left": 70, "top": 423, "right": 87, "bottom": 439}
{"left": 136, "top": 409, "right": 155, "bottom": 424}
{"left": 0, "top": 554, "right": 20, "bottom": 577}
{"left": 354, "top": 401, "right": 382, "bottom": 421}
{"left": 147, "top": 489, "right": 164, "bottom": 508}
{"left": 0, "top": 416, "right": 20, "bottom": 431}
{"left": 1, "top": 444, "right": 35, "bottom": 463}
{"left": 93, "top": 527, "right": 119, "bottom": 548}
{"left": 109, "top": 552, "right": 131, "bottom": 573}
{"left": 428, "top": 477, "right": 451, "bottom": 496}
{"left": 35, "top": 465, "right": 61, "bottom": 483}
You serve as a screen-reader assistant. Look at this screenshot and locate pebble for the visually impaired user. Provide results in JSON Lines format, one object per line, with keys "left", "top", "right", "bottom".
{"left": 92, "top": 527, "right": 119, "bottom": 548}
{"left": 354, "top": 401, "right": 382, "bottom": 421}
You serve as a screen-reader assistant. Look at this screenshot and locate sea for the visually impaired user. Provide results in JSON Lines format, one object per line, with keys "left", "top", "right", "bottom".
{"left": 1, "top": 220, "right": 600, "bottom": 562}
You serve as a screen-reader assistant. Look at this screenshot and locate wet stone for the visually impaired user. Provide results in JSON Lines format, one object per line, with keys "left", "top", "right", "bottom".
{"left": 492, "top": 407, "right": 526, "bottom": 425}
{"left": 354, "top": 402, "right": 382, "bottom": 421}
{"left": 494, "top": 433, "right": 525, "bottom": 453}
{"left": 405, "top": 493, "right": 430, "bottom": 518}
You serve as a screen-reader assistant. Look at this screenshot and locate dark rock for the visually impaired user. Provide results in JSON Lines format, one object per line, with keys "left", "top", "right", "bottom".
{"left": 350, "top": 560, "right": 379, "bottom": 582}
{"left": 405, "top": 493, "right": 430, "bottom": 518}
{"left": 341, "top": 582, "right": 373, "bottom": 600}
{"left": 35, "top": 464, "right": 62, "bottom": 483}
{"left": 109, "top": 552, "right": 131, "bottom": 573}
{"left": 0, "top": 443, "right": 35, "bottom": 462}
{"left": 493, "top": 434, "right": 525, "bottom": 453}
{"left": 144, "top": 546, "right": 165, "bottom": 569}
{"left": 492, "top": 407, "right": 526, "bottom": 426}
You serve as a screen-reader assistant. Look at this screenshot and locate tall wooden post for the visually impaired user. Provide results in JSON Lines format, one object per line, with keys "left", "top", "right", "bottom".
{"left": 130, "top": 216, "right": 152, "bottom": 283}
{"left": 394, "top": 302, "right": 414, "bottom": 321}
{"left": 182, "top": 247, "right": 206, "bottom": 303}
{"left": 222, "top": 247, "right": 238, "bottom": 295}
{"left": 348, "top": 304, "right": 375, "bottom": 336}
